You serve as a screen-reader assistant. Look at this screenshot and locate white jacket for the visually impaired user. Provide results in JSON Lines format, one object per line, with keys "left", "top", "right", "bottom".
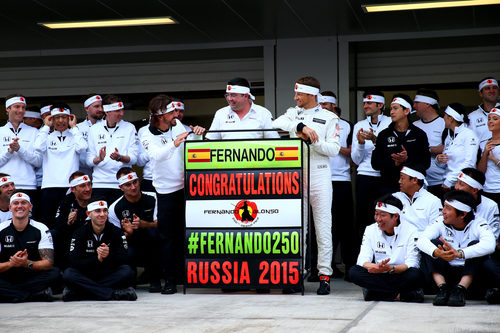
{"left": 0, "top": 122, "right": 42, "bottom": 189}
{"left": 393, "top": 188, "right": 442, "bottom": 232}
{"left": 417, "top": 216, "right": 496, "bottom": 266}
{"left": 467, "top": 106, "right": 491, "bottom": 151}
{"left": 356, "top": 222, "right": 420, "bottom": 268}
{"left": 476, "top": 195, "right": 500, "bottom": 240}
{"left": 34, "top": 125, "right": 87, "bottom": 188}
{"left": 86, "top": 120, "right": 138, "bottom": 189}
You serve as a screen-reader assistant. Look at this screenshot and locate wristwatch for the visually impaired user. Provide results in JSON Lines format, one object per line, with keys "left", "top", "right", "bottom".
{"left": 458, "top": 249, "right": 464, "bottom": 259}
{"left": 27, "top": 261, "right": 34, "bottom": 270}
{"left": 389, "top": 265, "right": 395, "bottom": 274}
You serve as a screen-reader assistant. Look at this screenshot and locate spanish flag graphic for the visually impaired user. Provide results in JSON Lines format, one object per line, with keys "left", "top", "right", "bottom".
{"left": 187, "top": 149, "right": 211, "bottom": 163}
{"left": 274, "top": 146, "right": 299, "bottom": 161}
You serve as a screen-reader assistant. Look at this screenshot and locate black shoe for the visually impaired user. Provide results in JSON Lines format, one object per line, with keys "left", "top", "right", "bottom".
{"left": 447, "top": 285, "right": 466, "bottom": 307}
{"left": 30, "top": 287, "right": 53, "bottom": 302}
{"left": 362, "top": 288, "right": 375, "bottom": 301}
{"left": 400, "top": 288, "right": 424, "bottom": 303}
{"left": 112, "top": 287, "right": 137, "bottom": 301}
{"left": 62, "top": 287, "right": 80, "bottom": 302}
{"left": 317, "top": 275, "right": 330, "bottom": 295}
{"left": 149, "top": 281, "right": 162, "bottom": 293}
{"left": 161, "top": 281, "right": 177, "bottom": 295}
{"left": 485, "top": 288, "right": 500, "bottom": 304}
{"left": 433, "top": 284, "right": 449, "bottom": 306}
{"left": 332, "top": 266, "right": 344, "bottom": 279}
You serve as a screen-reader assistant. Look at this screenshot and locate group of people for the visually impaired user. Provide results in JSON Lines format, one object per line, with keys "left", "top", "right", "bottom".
{"left": 0, "top": 75, "right": 499, "bottom": 306}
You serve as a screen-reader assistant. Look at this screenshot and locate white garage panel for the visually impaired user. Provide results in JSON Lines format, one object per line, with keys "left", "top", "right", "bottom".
{"left": 0, "top": 58, "right": 264, "bottom": 97}
{"left": 357, "top": 45, "right": 500, "bottom": 87}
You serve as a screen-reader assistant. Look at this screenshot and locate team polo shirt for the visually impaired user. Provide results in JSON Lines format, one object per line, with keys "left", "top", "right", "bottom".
{"left": 351, "top": 115, "right": 392, "bottom": 177}
{"left": 108, "top": 193, "right": 157, "bottom": 228}
{"left": 34, "top": 125, "right": 87, "bottom": 188}
{"left": 418, "top": 216, "right": 496, "bottom": 266}
{"left": 206, "top": 104, "right": 279, "bottom": 140}
{"left": 413, "top": 116, "right": 446, "bottom": 186}
{"left": 330, "top": 118, "right": 353, "bottom": 182}
{"left": 0, "top": 219, "right": 53, "bottom": 262}
{"left": 0, "top": 122, "right": 41, "bottom": 189}
{"left": 86, "top": 120, "right": 138, "bottom": 189}
{"left": 393, "top": 188, "right": 442, "bottom": 233}
{"left": 357, "top": 222, "right": 420, "bottom": 268}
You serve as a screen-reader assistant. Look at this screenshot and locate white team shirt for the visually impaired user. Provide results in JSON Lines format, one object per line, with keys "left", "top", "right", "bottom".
{"left": 484, "top": 144, "right": 500, "bottom": 193}
{"left": 468, "top": 106, "right": 491, "bottom": 151}
{"left": 77, "top": 118, "right": 103, "bottom": 175}
{"left": 356, "top": 222, "right": 420, "bottom": 268}
{"left": 34, "top": 125, "right": 87, "bottom": 188}
{"left": 393, "top": 188, "right": 443, "bottom": 233}
{"left": 86, "top": 120, "right": 138, "bottom": 189}
{"left": 351, "top": 114, "right": 392, "bottom": 177}
{"left": 439, "top": 124, "right": 479, "bottom": 188}
{"left": 476, "top": 195, "right": 500, "bottom": 239}
{"left": 330, "top": 118, "right": 352, "bottom": 182}
{"left": 0, "top": 209, "right": 12, "bottom": 223}
{"left": 206, "top": 104, "right": 279, "bottom": 140}
{"left": 418, "top": 216, "right": 496, "bottom": 266}
{"left": 0, "top": 122, "right": 42, "bottom": 189}
{"left": 413, "top": 117, "right": 445, "bottom": 186}
{"left": 137, "top": 125, "right": 152, "bottom": 181}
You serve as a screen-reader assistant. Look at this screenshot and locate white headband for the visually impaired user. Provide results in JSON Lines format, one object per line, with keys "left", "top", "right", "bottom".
{"left": 401, "top": 166, "right": 425, "bottom": 180}
{"left": 166, "top": 101, "right": 185, "bottom": 113}
{"left": 226, "top": 85, "right": 256, "bottom": 100}
{"left": 490, "top": 108, "right": 500, "bottom": 115}
{"left": 118, "top": 172, "right": 138, "bottom": 186}
{"left": 24, "top": 111, "right": 41, "bottom": 119}
{"left": 363, "top": 94, "right": 385, "bottom": 104}
{"left": 5, "top": 96, "right": 26, "bottom": 108}
{"left": 10, "top": 192, "right": 30, "bottom": 204}
{"left": 294, "top": 83, "right": 319, "bottom": 96}
{"left": 319, "top": 95, "right": 337, "bottom": 104}
{"left": 478, "top": 78, "right": 498, "bottom": 91}
{"left": 458, "top": 172, "right": 483, "bottom": 190}
{"left": 40, "top": 105, "right": 52, "bottom": 115}
{"left": 87, "top": 200, "right": 108, "bottom": 212}
{"left": 391, "top": 97, "right": 412, "bottom": 110}
{"left": 445, "top": 199, "right": 471, "bottom": 213}
{"left": 0, "top": 176, "right": 13, "bottom": 186}
{"left": 103, "top": 102, "right": 124, "bottom": 112}
{"left": 51, "top": 108, "right": 71, "bottom": 116}
{"left": 444, "top": 106, "right": 464, "bottom": 123}
{"left": 84, "top": 95, "right": 102, "bottom": 108}
{"left": 375, "top": 202, "right": 401, "bottom": 215}
{"left": 414, "top": 95, "right": 438, "bottom": 106}
{"left": 69, "top": 175, "right": 91, "bottom": 187}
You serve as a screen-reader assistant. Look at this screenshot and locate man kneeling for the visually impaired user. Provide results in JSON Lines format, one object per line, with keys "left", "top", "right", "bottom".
{"left": 62, "top": 196, "right": 136, "bottom": 301}
{"left": 349, "top": 194, "right": 424, "bottom": 302}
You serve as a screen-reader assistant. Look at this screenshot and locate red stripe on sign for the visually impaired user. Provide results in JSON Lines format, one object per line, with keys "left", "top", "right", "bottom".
{"left": 188, "top": 149, "right": 211, "bottom": 152}
{"left": 275, "top": 157, "right": 298, "bottom": 161}
{"left": 275, "top": 147, "right": 298, "bottom": 151}
{"left": 188, "top": 159, "right": 211, "bottom": 163}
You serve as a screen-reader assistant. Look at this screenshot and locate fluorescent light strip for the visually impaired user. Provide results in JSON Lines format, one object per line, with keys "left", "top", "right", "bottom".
{"left": 363, "top": 0, "right": 500, "bottom": 12}
{"left": 39, "top": 17, "right": 176, "bottom": 29}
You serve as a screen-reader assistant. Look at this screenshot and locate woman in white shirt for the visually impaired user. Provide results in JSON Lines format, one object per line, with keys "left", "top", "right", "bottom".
{"left": 478, "top": 107, "right": 500, "bottom": 208}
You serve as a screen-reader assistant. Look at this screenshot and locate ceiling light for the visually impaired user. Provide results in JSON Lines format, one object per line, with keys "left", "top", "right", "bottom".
{"left": 363, "top": 0, "right": 500, "bottom": 12}
{"left": 39, "top": 17, "right": 177, "bottom": 29}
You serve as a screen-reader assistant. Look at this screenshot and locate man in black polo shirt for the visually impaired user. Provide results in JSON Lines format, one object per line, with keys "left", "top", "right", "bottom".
{"left": 62, "top": 196, "right": 136, "bottom": 301}
{"left": 0, "top": 192, "right": 59, "bottom": 302}
{"left": 108, "top": 167, "right": 161, "bottom": 292}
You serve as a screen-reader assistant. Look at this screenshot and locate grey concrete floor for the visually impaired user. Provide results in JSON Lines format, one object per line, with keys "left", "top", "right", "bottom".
{"left": 1, "top": 280, "right": 498, "bottom": 333}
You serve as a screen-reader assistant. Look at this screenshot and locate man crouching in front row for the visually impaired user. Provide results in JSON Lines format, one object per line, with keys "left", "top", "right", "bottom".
{"left": 349, "top": 194, "right": 424, "bottom": 302}
{"left": 62, "top": 196, "right": 136, "bottom": 301}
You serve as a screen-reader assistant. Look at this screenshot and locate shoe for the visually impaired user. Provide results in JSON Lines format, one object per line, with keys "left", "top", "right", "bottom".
{"left": 447, "top": 285, "right": 466, "bottom": 307}
{"left": 332, "top": 266, "right": 345, "bottom": 279}
{"left": 149, "top": 281, "right": 162, "bottom": 293}
{"left": 485, "top": 288, "right": 500, "bottom": 304}
{"left": 400, "top": 288, "right": 424, "bottom": 303}
{"left": 362, "top": 288, "right": 375, "bottom": 301}
{"left": 316, "top": 275, "right": 330, "bottom": 295}
{"left": 161, "top": 281, "right": 177, "bottom": 295}
{"left": 112, "top": 287, "right": 137, "bottom": 301}
{"left": 62, "top": 287, "right": 80, "bottom": 302}
{"left": 30, "top": 287, "right": 53, "bottom": 302}
{"left": 433, "top": 284, "right": 449, "bottom": 306}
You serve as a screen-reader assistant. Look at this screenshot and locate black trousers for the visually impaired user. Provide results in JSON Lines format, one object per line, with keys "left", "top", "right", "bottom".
{"left": 63, "top": 265, "right": 135, "bottom": 300}
{"left": 355, "top": 175, "right": 383, "bottom": 239}
{"left": 127, "top": 227, "right": 162, "bottom": 282}
{"left": 349, "top": 265, "right": 423, "bottom": 301}
{"left": 140, "top": 179, "right": 156, "bottom": 194}
{"left": 156, "top": 189, "right": 185, "bottom": 283}
{"left": 40, "top": 187, "right": 68, "bottom": 229}
{"left": 0, "top": 267, "right": 60, "bottom": 302}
